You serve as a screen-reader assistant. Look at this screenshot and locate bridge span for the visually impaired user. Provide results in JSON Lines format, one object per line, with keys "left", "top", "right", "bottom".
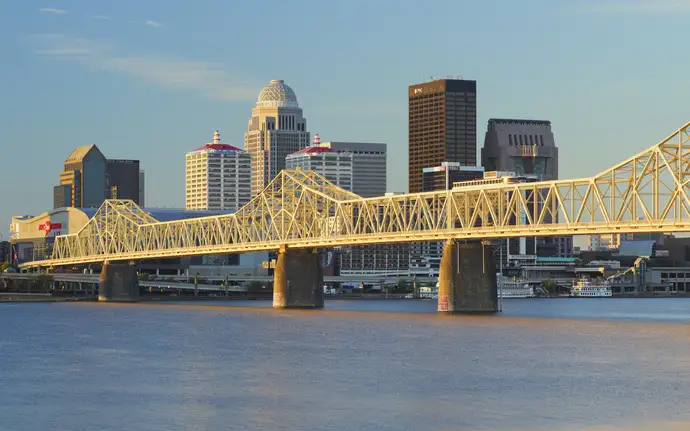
{"left": 19, "top": 121, "right": 690, "bottom": 313}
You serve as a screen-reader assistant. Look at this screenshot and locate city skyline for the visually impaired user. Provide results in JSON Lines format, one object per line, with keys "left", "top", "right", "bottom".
{"left": 1, "top": 0, "right": 689, "bottom": 239}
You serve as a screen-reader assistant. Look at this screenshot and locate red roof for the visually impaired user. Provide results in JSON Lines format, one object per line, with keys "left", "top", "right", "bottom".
{"left": 291, "top": 146, "right": 336, "bottom": 155}
{"left": 192, "top": 143, "right": 243, "bottom": 152}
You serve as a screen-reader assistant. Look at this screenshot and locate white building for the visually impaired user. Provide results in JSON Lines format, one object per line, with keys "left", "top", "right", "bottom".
{"left": 285, "top": 134, "right": 353, "bottom": 191}
{"left": 319, "top": 141, "right": 386, "bottom": 197}
{"left": 244, "top": 80, "right": 310, "bottom": 197}
{"left": 185, "top": 130, "right": 251, "bottom": 211}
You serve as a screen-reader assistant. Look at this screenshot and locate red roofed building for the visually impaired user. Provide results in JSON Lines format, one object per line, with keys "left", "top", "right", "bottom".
{"left": 285, "top": 133, "right": 353, "bottom": 191}
{"left": 185, "top": 130, "right": 251, "bottom": 211}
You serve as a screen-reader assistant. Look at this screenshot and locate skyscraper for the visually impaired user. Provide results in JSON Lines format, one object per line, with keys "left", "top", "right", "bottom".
{"left": 320, "top": 141, "right": 387, "bottom": 197}
{"left": 185, "top": 130, "right": 251, "bottom": 211}
{"left": 106, "top": 159, "right": 140, "bottom": 202}
{"left": 481, "top": 119, "right": 558, "bottom": 180}
{"left": 481, "top": 119, "right": 572, "bottom": 258}
{"left": 286, "top": 134, "right": 354, "bottom": 191}
{"left": 53, "top": 144, "right": 107, "bottom": 208}
{"left": 244, "top": 79, "right": 310, "bottom": 196}
{"left": 408, "top": 78, "right": 477, "bottom": 193}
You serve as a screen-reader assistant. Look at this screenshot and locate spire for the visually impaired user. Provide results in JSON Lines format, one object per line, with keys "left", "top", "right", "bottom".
{"left": 313, "top": 132, "right": 320, "bottom": 147}
{"left": 213, "top": 129, "right": 220, "bottom": 145}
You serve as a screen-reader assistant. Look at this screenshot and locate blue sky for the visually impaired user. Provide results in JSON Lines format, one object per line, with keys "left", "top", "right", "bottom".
{"left": 0, "top": 0, "right": 689, "bottom": 241}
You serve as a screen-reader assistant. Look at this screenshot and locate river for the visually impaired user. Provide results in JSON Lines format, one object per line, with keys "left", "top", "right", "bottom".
{"left": 2, "top": 298, "right": 690, "bottom": 430}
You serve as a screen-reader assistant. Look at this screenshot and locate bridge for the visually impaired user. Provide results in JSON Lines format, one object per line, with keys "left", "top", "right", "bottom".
{"left": 20, "top": 121, "right": 690, "bottom": 313}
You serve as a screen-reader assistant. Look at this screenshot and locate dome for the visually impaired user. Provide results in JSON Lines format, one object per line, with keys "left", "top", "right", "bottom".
{"left": 257, "top": 79, "right": 299, "bottom": 108}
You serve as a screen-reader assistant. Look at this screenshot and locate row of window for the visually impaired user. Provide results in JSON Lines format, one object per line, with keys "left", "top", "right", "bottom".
{"left": 508, "top": 134, "right": 545, "bottom": 147}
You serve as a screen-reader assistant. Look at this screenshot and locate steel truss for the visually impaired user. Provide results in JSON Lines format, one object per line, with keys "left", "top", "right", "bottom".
{"left": 24, "top": 121, "right": 690, "bottom": 268}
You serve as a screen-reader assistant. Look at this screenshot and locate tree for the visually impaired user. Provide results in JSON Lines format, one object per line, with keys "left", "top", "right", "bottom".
{"left": 541, "top": 279, "right": 557, "bottom": 294}
{"left": 0, "top": 262, "right": 10, "bottom": 272}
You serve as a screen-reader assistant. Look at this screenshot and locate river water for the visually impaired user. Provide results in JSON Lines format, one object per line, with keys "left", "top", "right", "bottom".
{"left": 2, "top": 298, "right": 690, "bottom": 431}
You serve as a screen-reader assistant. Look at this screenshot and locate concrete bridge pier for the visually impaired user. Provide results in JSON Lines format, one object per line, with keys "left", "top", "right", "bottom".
{"left": 438, "top": 240, "right": 498, "bottom": 314}
{"left": 98, "top": 262, "right": 139, "bottom": 302}
{"left": 273, "top": 246, "right": 324, "bottom": 309}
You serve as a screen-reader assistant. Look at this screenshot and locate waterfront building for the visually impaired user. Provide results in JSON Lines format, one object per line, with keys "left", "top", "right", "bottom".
{"left": 408, "top": 78, "right": 477, "bottom": 193}
{"left": 185, "top": 130, "right": 251, "bottom": 211}
{"left": 8, "top": 207, "right": 271, "bottom": 274}
{"left": 481, "top": 118, "right": 572, "bottom": 259}
{"left": 285, "top": 134, "right": 353, "bottom": 191}
{"left": 244, "top": 79, "right": 310, "bottom": 197}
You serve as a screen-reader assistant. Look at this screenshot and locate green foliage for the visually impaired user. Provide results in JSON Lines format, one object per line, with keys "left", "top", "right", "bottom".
{"left": 30, "top": 273, "right": 54, "bottom": 293}
{"left": 0, "top": 262, "right": 11, "bottom": 272}
{"left": 541, "top": 279, "right": 557, "bottom": 294}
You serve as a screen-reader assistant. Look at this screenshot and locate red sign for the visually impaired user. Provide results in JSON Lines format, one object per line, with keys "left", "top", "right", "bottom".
{"left": 38, "top": 221, "right": 62, "bottom": 236}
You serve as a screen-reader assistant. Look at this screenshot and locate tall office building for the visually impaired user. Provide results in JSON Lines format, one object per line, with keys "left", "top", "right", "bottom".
{"left": 481, "top": 119, "right": 572, "bottom": 258}
{"left": 286, "top": 134, "right": 353, "bottom": 191}
{"left": 53, "top": 145, "right": 142, "bottom": 208}
{"left": 320, "top": 141, "right": 387, "bottom": 197}
{"left": 408, "top": 78, "right": 477, "bottom": 193}
{"left": 244, "top": 79, "right": 310, "bottom": 196}
{"left": 53, "top": 145, "right": 107, "bottom": 208}
{"left": 106, "top": 159, "right": 140, "bottom": 202}
{"left": 185, "top": 130, "right": 251, "bottom": 211}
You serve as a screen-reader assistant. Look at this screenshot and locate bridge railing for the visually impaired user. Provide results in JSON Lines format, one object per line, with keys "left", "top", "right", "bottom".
{"left": 28, "top": 121, "right": 690, "bottom": 267}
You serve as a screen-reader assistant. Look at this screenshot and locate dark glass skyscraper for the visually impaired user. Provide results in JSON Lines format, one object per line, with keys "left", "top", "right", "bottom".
{"left": 408, "top": 79, "right": 477, "bottom": 193}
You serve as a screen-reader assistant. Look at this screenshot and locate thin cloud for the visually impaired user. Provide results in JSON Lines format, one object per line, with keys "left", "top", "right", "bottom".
{"left": 91, "top": 15, "right": 111, "bottom": 20}
{"left": 145, "top": 20, "right": 163, "bottom": 28}
{"left": 39, "top": 8, "right": 67, "bottom": 14}
{"left": 582, "top": 0, "right": 690, "bottom": 13}
{"left": 32, "top": 34, "right": 256, "bottom": 102}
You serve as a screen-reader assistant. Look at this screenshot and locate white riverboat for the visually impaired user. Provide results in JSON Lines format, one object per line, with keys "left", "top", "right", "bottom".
{"left": 498, "top": 278, "right": 535, "bottom": 299}
{"left": 570, "top": 279, "right": 612, "bottom": 297}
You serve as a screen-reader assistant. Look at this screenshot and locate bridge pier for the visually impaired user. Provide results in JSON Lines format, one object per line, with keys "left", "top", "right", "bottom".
{"left": 273, "top": 247, "right": 323, "bottom": 309}
{"left": 438, "top": 240, "right": 498, "bottom": 314}
{"left": 98, "top": 262, "right": 139, "bottom": 302}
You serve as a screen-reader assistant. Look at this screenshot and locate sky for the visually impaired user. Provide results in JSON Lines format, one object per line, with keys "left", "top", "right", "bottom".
{"left": 0, "top": 0, "right": 689, "bottom": 242}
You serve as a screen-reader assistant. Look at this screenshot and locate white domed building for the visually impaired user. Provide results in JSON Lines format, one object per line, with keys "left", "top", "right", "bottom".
{"left": 244, "top": 80, "right": 310, "bottom": 196}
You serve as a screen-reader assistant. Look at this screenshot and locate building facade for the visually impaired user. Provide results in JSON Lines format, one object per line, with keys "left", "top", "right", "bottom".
{"left": 285, "top": 134, "right": 353, "bottom": 190}
{"left": 481, "top": 119, "right": 558, "bottom": 180}
{"left": 53, "top": 145, "right": 107, "bottom": 209}
{"left": 320, "top": 141, "right": 387, "bottom": 197}
{"left": 408, "top": 78, "right": 477, "bottom": 193}
{"left": 106, "top": 159, "right": 140, "bottom": 203}
{"left": 481, "top": 118, "right": 572, "bottom": 259}
{"left": 244, "top": 80, "right": 310, "bottom": 197}
{"left": 185, "top": 130, "right": 251, "bottom": 211}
